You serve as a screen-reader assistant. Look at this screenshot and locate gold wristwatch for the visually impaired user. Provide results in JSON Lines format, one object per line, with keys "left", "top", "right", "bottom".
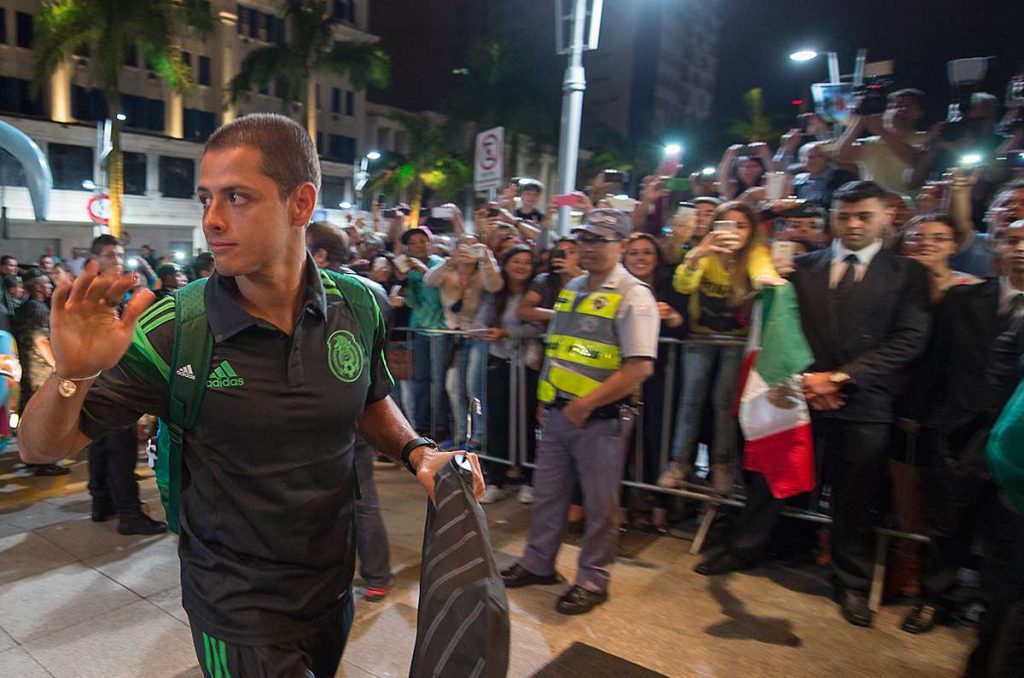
{"left": 829, "top": 371, "right": 852, "bottom": 385}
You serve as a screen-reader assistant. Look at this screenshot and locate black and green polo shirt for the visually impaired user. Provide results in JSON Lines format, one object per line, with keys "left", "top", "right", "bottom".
{"left": 80, "top": 254, "right": 393, "bottom": 645}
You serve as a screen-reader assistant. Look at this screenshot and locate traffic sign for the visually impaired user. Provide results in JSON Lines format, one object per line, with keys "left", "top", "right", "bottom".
{"left": 474, "top": 126, "right": 504, "bottom": 193}
{"left": 86, "top": 194, "right": 111, "bottom": 224}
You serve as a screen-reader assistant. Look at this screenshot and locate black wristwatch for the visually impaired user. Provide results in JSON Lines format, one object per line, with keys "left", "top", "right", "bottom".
{"left": 400, "top": 436, "right": 438, "bottom": 475}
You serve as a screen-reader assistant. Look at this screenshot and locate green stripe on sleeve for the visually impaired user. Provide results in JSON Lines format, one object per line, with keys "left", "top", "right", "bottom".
{"left": 202, "top": 633, "right": 213, "bottom": 676}
{"left": 218, "top": 639, "right": 231, "bottom": 678}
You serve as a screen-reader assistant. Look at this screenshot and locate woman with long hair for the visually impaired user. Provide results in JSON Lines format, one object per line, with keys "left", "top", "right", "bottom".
{"left": 477, "top": 246, "right": 543, "bottom": 504}
{"left": 659, "top": 201, "right": 777, "bottom": 495}
{"left": 518, "top": 235, "right": 582, "bottom": 325}
{"left": 622, "top": 233, "right": 686, "bottom": 530}
{"left": 901, "top": 213, "right": 982, "bottom": 303}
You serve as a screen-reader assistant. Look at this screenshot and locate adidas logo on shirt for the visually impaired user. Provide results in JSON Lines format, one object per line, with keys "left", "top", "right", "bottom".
{"left": 206, "top": 361, "right": 245, "bottom": 388}
{"left": 175, "top": 364, "right": 196, "bottom": 380}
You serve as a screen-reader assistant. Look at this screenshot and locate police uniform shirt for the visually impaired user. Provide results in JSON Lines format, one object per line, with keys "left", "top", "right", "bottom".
{"left": 79, "top": 254, "right": 393, "bottom": 645}
{"left": 542, "top": 265, "right": 659, "bottom": 403}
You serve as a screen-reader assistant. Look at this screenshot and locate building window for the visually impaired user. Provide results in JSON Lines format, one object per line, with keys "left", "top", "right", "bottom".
{"left": 1, "top": 77, "right": 44, "bottom": 116}
{"left": 331, "top": 87, "right": 341, "bottom": 114}
{"left": 345, "top": 91, "right": 354, "bottom": 116}
{"left": 316, "top": 84, "right": 321, "bottom": 110}
{"left": 0, "top": 149, "right": 27, "bottom": 187}
{"left": 0, "top": 9, "right": 7, "bottom": 45}
{"left": 316, "top": 132, "right": 323, "bottom": 152}
{"left": 124, "top": 44, "right": 138, "bottom": 67}
{"left": 159, "top": 156, "right": 196, "bottom": 199}
{"left": 274, "top": 78, "right": 288, "bottom": 101}
{"left": 16, "top": 12, "right": 33, "bottom": 49}
{"left": 332, "top": 0, "right": 355, "bottom": 23}
{"left": 198, "top": 56, "right": 211, "bottom": 86}
{"left": 121, "top": 94, "right": 165, "bottom": 132}
{"left": 71, "top": 85, "right": 107, "bottom": 121}
{"left": 327, "top": 134, "right": 356, "bottom": 164}
{"left": 49, "top": 143, "right": 94, "bottom": 191}
{"left": 182, "top": 51, "right": 192, "bottom": 68}
{"left": 321, "top": 175, "right": 347, "bottom": 208}
{"left": 123, "top": 151, "right": 147, "bottom": 196}
{"left": 184, "top": 108, "right": 216, "bottom": 141}
{"left": 237, "top": 6, "right": 249, "bottom": 34}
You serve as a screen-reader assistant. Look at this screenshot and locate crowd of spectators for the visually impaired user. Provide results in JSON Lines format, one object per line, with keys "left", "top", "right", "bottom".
{"left": 3, "top": 68, "right": 1024, "bottom": 673}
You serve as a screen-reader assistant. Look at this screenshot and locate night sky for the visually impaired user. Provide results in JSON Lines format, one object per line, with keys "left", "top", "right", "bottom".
{"left": 713, "top": 0, "right": 1021, "bottom": 128}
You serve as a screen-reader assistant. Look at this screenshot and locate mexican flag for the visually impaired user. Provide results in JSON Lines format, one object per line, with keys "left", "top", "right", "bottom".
{"left": 736, "top": 284, "right": 816, "bottom": 499}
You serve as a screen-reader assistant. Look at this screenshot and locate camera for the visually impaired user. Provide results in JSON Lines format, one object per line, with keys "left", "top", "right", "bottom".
{"left": 853, "top": 76, "right": 894, "bottom": 115}
{"left": 942, "top": 57, "right": 991, "bottom": 142}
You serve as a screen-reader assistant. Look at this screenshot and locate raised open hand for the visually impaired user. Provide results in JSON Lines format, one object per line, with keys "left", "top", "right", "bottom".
{"left": 49, "top": 260, "right": 155, "bottom": 379}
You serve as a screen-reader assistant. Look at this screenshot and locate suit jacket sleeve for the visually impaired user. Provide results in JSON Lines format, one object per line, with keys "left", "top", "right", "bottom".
{"left": 839, "top": 259, "right": 931, "bottom": 388}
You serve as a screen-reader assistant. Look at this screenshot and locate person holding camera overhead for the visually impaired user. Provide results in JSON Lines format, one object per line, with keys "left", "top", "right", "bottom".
{"left": 835, "top": 88, "right": 930, "bottom": 194}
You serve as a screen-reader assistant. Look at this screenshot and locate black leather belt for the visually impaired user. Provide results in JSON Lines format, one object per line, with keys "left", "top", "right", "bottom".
{"left": 547, "top": 397, "right": 630, "bottom": 419}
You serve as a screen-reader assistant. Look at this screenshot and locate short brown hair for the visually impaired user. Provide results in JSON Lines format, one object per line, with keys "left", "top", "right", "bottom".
{"left": 205, "top": 113, "right": 321, "bottom": 199}
{"left": 306, "top": 221, "right": 350, "bottom": 267}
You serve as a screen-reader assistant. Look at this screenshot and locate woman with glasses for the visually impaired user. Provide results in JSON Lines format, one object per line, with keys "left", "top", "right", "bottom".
{"left": 901, "top": 213, "right": 982, "bottom": 303}
{"left": 659, "top": 201, "right": 777, "bottom": 495}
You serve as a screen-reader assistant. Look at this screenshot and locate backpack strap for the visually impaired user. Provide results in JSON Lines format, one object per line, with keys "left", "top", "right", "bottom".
{"left": 161, "top": 278, "right": 212, "bottom": 533}
{"left": 320, "top": 269, "right": 385, "bottom": 361}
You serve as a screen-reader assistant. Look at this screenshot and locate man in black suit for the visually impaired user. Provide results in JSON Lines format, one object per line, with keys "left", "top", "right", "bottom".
{"left": 903, "top": 217, "right": 1024, "bottom": 638}
{"left": 695, "top": 181, "right": 931, "bottom": 629}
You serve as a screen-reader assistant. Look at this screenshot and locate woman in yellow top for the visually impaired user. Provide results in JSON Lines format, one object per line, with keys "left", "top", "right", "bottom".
{"left": 658, "top": 201, "right": 777, "bottom": 495}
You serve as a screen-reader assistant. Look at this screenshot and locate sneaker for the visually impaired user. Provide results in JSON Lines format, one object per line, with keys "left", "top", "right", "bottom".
{"left": 517, "top": 485, "right": 534, "bottom": 504}
{"left": 363, "top": 586, "right": 390, "bottom": 602}
{"left": 117, "top": 512, "right": 168, "bottom": 536}
{"left": 657, "top": 461, "right": 687, "bottom": 489}
{"left": 480, "top": 485, "right": 509, "bottom": 504}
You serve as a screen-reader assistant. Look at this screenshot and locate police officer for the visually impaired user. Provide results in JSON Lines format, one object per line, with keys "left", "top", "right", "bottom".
{"left": 501, "top": 209, "right": 659, "bottom": 615}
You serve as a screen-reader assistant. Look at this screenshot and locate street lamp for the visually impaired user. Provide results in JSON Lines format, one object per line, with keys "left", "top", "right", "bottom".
{"left": 339, "top": 201, "right": 353, "bottom": 210}
{"left": 115, "top": 112, "right": 127, "bottom": 122}
{"left": 554, "top": 0, "right": 604, "bottom": 235}
{"left": 790, "top": 48, "right": 840, "bottom": 85}
{"left": 354, "top": 150, "right": 381, "bottom": 209}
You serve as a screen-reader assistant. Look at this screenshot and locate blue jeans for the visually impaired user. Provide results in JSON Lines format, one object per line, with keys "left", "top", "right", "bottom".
{"left": 669, "top": 342, "right": 743, "bottom": 467}
{"left": 412, "top": 333, "right": 451, "bottom": 437}
{"left": 448, "top": 338, "right": 488, "bottom": 445}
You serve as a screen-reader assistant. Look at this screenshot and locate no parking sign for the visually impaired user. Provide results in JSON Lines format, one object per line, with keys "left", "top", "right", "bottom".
{"left": 474, "top": 126, "right": 504, "bottom": 193}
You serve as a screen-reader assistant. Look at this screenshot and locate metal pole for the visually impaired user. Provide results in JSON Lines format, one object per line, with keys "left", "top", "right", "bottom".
{"left": 659, "top": 342, "right": 677, "bottom": 474}
{"left": 555, "top": 0, "right": 588, "bottom": 236}
{"left": 827, "top": 52, "right": 840, "bottom": 85}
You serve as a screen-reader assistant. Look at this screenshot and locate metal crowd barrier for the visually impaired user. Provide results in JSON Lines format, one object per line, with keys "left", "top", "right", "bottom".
{"left": 390, "top": 328, "right": 929, "bottom": 612}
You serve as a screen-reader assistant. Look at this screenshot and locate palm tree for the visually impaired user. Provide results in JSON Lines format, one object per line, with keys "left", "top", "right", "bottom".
{"left": 228, "top": 0, "right": 388, "bottom": 145}
{"left": 728, "top": 88, "right": 782, "bottom": 143}
{"left": 365, "top": 113, "right": 470, "bottom": 223}
{"left": 32, "top": 0, "right": 212, "bottom": 237}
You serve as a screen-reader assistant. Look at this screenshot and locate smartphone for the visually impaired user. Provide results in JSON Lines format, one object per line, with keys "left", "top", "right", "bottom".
{"left": 389, "top": 284, "right": 403, "bottom": 297}
{"left": 607, "top": 196, "right": 637, "bottom": 213}
{"left": 659, "top": 177, "right": 691, "bottom": 192}
{"left": 713, "top": 220, "right": 738, "bottom": 233}
{"left": 431, "top": 206, "right": 454, "bottom": 220}
{"left": 602, "top": 169, "right": 624, "bottom": 184}
{"left": 675, "top": 205, "right": 697, "bottom": 221}
{"left": 394, "top": 254, "right": 411, "bottom": 274}
{"left": 126, "top": 257, "right": 139, "bottom": 269}
{"left": 472, "top": 243, "right": 489, "bottom": 259}
{"left": 551, "top": 248, "right": 567, "bottom": 261}
{"left": 382, "top": 208, "right": 398, "bottom": 219}
{"left": 553, "top": 194, "right": 577, "bottom": 208}
{"left": 764, "top": 172, "right": 787, "bottom": 201}
{"left": 486, "top": 207, "right": 501, "bottom": 218}
{"left": 772, "top": 240, "right": 797, "bottom": 268}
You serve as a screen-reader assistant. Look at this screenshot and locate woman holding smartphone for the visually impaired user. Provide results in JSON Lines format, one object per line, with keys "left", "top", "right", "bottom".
{"left": 659, "top": 201, "right": 777, "bottom": 495}
{"left": 901, "top": 213, "right": 982, "bottom": 303}
{"left": 622, "top": 233, "right": 686, "bottom": 530}
{"left": 517, "top": 235, "right": 582, "bottom": 325}
{"left": 476, "top": 246, "right": 543, "bottom": 504}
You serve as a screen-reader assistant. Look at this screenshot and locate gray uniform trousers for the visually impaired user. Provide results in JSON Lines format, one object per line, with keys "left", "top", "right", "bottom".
{"left": 354, "top": 437, "right": 391, "bottom": 588}
{"left": 519, "top": 407, "right": 634, "bottom": 593}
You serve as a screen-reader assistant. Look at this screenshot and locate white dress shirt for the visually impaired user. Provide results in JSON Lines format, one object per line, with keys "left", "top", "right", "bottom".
{"left": 829, "top": 239, "right": 884, "bottom": 288}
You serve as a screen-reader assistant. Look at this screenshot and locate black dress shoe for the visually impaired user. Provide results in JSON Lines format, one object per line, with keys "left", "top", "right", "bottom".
{"left": 30, "top": 463, "right": 71, "bottom": 477}
{"left": 840, "top": 590, "right": 874, "bottom": 627}
{"left": 117, "top": 512, "right": 168, "bottom": 536}
{"left": 501, "top": 563, "right": 562, "bottom": 589}
{"left": 901, "top": 603, "right": 943, "bottom": 634}
{"left": 693, "top": 552, "right": 752, "bottom": 576}
{"left": 556, "top": 585, "right": 608, "bottom": 615}
{"left": 91, "top": 503, "right": 117, "bottom": 523}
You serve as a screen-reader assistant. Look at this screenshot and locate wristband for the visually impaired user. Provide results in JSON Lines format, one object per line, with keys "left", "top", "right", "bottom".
{"left": 400, "top": 436, "right": 438, "bottom": 475}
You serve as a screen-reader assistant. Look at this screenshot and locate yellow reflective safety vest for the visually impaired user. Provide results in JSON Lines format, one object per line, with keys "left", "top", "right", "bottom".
{"left": 537, "top": 267, "right": 648, "bottom": 404}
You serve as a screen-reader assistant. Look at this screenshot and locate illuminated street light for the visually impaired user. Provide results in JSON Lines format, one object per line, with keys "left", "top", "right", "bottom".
{"left": 790, "top": 50, "right": 818, "bottom": 62}
{"left": 82, "top": 179, "right": 97, "bottom": 191}
{"left": 115, "top": 112, "right": 127, "bottom": 121}
{"left": 339, "top": 201, "right": 353, "bottom": 209}
{"left": 174, "top": 251, "right": 186, "bottom": 261}
{"left": 366, "top": 151, "right": 381, "bottom": 161}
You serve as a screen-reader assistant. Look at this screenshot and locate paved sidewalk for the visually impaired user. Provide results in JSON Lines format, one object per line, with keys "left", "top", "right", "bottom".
{"left": 0, "top": 450, "right": 974, "bottom": 677}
